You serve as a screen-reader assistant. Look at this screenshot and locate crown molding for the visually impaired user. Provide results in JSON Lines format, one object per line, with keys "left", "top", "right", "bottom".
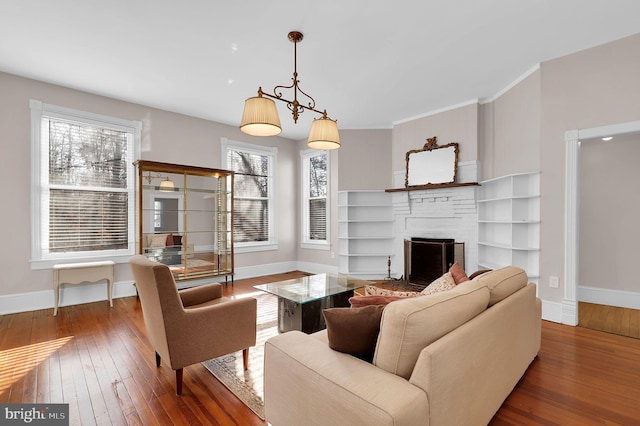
{"left": 479, "top": 63, "right": 541, "bottom": 104}
{"left": 393, "top": 99, "right": 480, "bottom": 126}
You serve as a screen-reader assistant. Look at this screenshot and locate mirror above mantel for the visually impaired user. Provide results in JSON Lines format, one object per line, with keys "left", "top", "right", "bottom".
{"left": 386, "top": 136, "right": 479, "bottom": 193}
{"left": 406, "top": 137, "right": 458, "bottom": 187}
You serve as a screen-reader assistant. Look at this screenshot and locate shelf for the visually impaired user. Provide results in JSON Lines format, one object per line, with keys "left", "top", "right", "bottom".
{"left": 477, "top": 195, "right": 540, "bottom": 203}
{"left": 478, "top": 241, "right": 540, "bottom": 251}
{"left": 478, "top": 220, "right": 541, "bottom": 224}
{"left": 338, "top": 190, "right": 394, "bottom": 278}
{"left": 477, "top": 172, "right": 540, "bottom": 282}
{"left": 338, "top": 252, "right": 393, "bottom": 257}
{"left": 385, "top": 182, "right": 480, "bottom": 192}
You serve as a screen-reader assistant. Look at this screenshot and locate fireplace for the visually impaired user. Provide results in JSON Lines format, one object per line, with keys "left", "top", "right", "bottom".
{"left": 404, "top": 238, "right": 465, "bottom": 287}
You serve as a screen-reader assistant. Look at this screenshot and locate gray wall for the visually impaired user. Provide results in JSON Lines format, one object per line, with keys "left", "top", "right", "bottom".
{"left": 0, "top": 71, "right": 393, "bottom": 300}
{"left": 2, "top": 30, "right": 639, "bottom": 313}
{"left": 539, "top": 31, "right": 640, "bottom": 304}
{"left": 0, "top": 71, "right": 299, "bottom": 297}
{"left": 579, "top": 134, "right": 640, "bottom": 293}
{"left": 390, "top": 31, "right": 640, "bottom": 310}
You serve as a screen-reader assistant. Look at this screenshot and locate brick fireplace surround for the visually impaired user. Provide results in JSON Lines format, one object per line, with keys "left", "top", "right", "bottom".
{"left": 389, "top": 162, "right": 479, "bottom": 279}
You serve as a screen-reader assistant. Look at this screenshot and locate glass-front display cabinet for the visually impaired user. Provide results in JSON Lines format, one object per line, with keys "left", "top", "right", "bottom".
{"left": 134, "top": 160, "right": 233, "bottom": 282}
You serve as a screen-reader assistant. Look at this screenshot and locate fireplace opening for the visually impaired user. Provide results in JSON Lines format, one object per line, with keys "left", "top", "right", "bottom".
{"left": 404, "top": 238, "right": 465, "bottom": 288}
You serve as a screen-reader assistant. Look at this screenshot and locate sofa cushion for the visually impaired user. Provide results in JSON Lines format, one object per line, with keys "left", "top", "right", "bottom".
{"left": 473, "top": 266, "right": 528, "bottom": 306}
{"left": 323, "top": 305, "right": 385, "bottom": 361}
{"left": 373, "top": 279, "right": 490, "bottom": 379}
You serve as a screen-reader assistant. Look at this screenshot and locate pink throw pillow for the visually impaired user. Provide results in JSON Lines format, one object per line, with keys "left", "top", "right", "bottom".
{"left": 349, "top": 295, "right": 409, "bottom": 308}
{"left": 449, "top": 262, "right": 470, "bottom": 284}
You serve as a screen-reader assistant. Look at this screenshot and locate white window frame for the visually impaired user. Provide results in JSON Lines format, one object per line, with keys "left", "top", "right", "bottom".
{"left": 221, "top": 138, "right": 278, "bottom": 253}
{"left": 300, "top": 149, "right": 330, "bottom": 250}
{"left": 30, "top": 100, "right": 140, "bottom": 269}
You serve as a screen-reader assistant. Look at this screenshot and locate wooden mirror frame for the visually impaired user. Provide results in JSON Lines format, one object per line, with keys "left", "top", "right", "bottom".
{"left": 405, "top": 136, "right": 459, "bottom": 187}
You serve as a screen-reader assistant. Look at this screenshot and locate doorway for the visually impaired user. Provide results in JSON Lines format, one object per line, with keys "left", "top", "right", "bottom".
{"left": 564, "top": 120, "right": 640, "bottom": 330}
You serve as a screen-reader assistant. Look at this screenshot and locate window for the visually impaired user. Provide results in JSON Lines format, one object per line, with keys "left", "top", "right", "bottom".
{"left": 30, "top": 100, "right": 140, "bottom": 269}
{"left": 301, "top": 149, "right": 329, "bottom": 249}
{"left": 221, "top": 139, "right": 277, "bottom": 252}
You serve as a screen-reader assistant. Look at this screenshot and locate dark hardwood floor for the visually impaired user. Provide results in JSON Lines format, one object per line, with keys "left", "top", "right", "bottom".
{"left": 2, "top": 272, "right": 640, "bottom": 425}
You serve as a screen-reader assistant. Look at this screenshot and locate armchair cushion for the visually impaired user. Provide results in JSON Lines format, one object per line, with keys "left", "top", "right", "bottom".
{"left": 179, "top": 283, "right": 223, "bottom": 307}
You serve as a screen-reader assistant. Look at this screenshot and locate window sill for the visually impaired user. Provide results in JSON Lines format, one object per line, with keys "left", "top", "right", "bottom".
{"left": 30, "top": 253, "right": 133, "bottom": 270}
{"left": 235, "top": 243, "right": 279, "bottom": 253}
{"left": 300, "top": 242, "right": 330, "bottom": 251}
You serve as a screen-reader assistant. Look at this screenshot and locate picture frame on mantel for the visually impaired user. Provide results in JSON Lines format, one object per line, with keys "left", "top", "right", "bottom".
{"left": 405, "top": 136, "right": 459, "bottom": 187}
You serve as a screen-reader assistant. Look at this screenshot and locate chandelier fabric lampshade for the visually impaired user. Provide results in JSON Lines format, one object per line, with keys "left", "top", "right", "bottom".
{"left": 159, "top": 178, "right": 175, "bottom": 192}
{"left": 240, "top": 96, "right": 282, "bottom": 136}
{"left": 307, "top": 117, "right": 340, "bottom": 150}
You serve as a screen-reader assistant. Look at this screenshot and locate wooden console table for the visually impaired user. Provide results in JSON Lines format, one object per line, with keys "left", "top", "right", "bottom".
{"left": 53, "top": 260, "right": 115, "bottom": 316}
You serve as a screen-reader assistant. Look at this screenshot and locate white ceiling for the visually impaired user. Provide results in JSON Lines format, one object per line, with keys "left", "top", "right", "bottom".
{"left": 2, "top": 0, "right": 639, "bottom": 140}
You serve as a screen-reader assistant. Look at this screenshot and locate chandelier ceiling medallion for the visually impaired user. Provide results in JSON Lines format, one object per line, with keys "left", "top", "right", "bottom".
{"left": 240, "top": 31, "right": 341, "bottom": 150}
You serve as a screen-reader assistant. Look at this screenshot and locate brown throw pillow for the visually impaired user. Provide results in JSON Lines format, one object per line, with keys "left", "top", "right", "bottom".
{"left": 166, "top": 233, "right": 174, "bottom": 247}
{"left": 349, "top": 295, "right": 408, "bottom": 308}
{"left": 449, "top": 261, "right": 470, "bottom": 284}
{"left": 172, "top": 235, "right": 183, "bottom": 246}
{"left": 323, "top": 305, "right": 385, "bottom": 362}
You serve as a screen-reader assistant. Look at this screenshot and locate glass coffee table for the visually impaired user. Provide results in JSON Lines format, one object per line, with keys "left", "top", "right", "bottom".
{"left": 254, "top": 273, "right": 374, "bottom": 334}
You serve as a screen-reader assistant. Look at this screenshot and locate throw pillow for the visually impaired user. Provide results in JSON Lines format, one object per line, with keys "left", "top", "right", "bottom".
{"left": 323, "top": 305, "right": 385, "bottom": 362}
{"left": 166, "top": 233, "right": 174, "bottom": 247}
{"left": 172, "top": 235, "right": 183, "bottom": 246}
{"left": 364, "top": 285, "right": 422, "bottom": 297}
{"left": 420, "top": 272, "right": 456, "bottom": 295}
{"left": 150, "top": 234, "right": 168, "bottom": 248}
{"left": 349, "top": 295, "right": 408, "bottom": 308}
{"left": 449, "top": 262, "right": 470, "bottom": 284}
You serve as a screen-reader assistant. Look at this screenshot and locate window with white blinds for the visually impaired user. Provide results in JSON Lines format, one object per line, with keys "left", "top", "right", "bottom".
{"left": 30, "top": 100, "right": 139, "bottom": 267}
{"left": 222, "top": 139, "right": 277, "bottom": 251}
{"left": 301, "top": 149, "right": 329, "bottom": 248}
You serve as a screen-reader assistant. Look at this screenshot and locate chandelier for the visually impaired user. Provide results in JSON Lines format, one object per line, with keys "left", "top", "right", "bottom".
{"left": 144, "top": 172, "right": 175, "bottom": 192}
{"left": 240, "top": 31, "right": 341, "bottom": 150}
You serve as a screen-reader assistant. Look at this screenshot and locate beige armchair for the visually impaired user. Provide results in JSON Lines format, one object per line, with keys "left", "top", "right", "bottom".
{"left": 129, "top": 255, "right": 256, "bottom": 395}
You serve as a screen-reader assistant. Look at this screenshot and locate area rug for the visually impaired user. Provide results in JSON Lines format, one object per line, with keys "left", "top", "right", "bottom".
{"left": 202, "top": 291, "right": 279, "bottom": 419}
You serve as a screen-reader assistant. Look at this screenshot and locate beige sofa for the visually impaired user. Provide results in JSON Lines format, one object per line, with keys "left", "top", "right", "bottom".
{"left": 264, "top": 266, "right": 542, "bottom": 426}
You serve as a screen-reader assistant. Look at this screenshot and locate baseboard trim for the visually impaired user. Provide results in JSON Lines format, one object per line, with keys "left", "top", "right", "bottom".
{"left": 0, "top": 260, "right": 337, "bottom": 315}
{"left": 578, "top": 285, "right": 640, "bottom": 310}
{"left": 0, "top": 280, "right": 138, "bottom": 316}
{"left": 541, "top": 299, "right": 563, "bottom": 324}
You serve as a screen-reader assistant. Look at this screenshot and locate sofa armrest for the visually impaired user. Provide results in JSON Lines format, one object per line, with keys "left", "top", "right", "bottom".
{"left": 178, "top": 283, "right": 223, "bottom": 307}
{"left": 264, "top": 331, "right": 428, "bottom": 426}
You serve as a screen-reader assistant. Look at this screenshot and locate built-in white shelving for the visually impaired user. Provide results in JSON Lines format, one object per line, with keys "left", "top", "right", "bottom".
{"left": 338, "top": 191, "right": 394, "bottom": 279}
{"left": 477, "top": 172, "right": 540, "bottom": 282}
